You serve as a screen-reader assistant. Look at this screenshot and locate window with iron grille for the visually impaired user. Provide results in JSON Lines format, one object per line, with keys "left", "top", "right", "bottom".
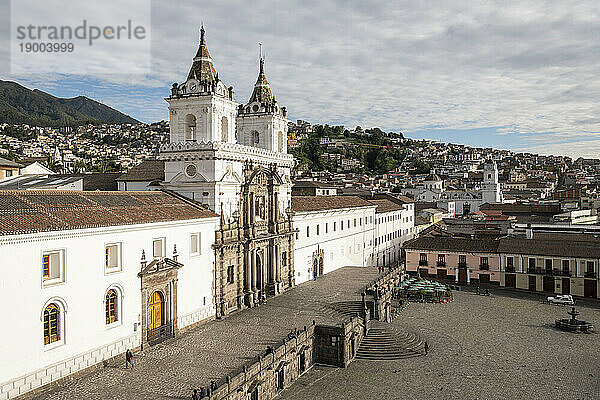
{"left": 105, "top": 289, "right": 118, "bottom": 324}
{"left": 44, "top": 304, "right": 60, "bottom": 345}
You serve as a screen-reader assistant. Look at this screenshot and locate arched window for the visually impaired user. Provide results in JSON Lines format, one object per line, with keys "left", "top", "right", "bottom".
{"left": 221, "top": 116, "right": 228, "bottom": 142}
{"left": 44, "top": 304, "right": 60, "bottom": 345}
{"left": 251, "top": 130, "right": 260, "bottom": 147}
{"left": 105, "top": 289, "right": 118, "bottom": 324}
{"left": 277, "top": 131, "right": 284, "bottom": 152}
{"left": 185, "top": 114, "right": 196, "bottom": 141}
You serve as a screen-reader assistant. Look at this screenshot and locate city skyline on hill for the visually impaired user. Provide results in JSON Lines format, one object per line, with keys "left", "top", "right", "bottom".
{"left": 0, "top": 1, "right": 598, "bottom": 158}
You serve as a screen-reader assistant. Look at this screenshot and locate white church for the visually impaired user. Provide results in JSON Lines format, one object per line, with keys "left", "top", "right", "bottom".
{"left": 0, "top": 28, "right": 414, "bottom": 399}
{"left": 402, "top": 162, "right": 503, "bottom": 215}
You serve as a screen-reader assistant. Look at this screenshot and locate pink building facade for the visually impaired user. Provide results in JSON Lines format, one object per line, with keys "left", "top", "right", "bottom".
{"left": 404, "top": 238, "right": 500, "bottom": 285}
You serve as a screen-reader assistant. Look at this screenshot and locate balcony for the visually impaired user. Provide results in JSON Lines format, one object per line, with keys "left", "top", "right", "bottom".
{"left": 527, "top": 268, "right": 540, "bottom": 274}
{"left": 505, "top": 267, "right": 515, "bottom": 273}
{"left": 458, "top": 262, "right": 467, "bottom": 268}
{"left": 437, "top": 262, "right": 446, "bottom": 268}
{"left": 418, "top": 260, "right": 428, "bottom": 267}
{"left": 585, "top": 272, "right": 597, "bottom": 278}
{"left": 560, "top": 270, "right": 571, "bottom": 277}
{"left": 543, "top": 269, "right": 553, "bottom": 276}
{"left": 479, "top": 265, "right": 489, "bottom": 270}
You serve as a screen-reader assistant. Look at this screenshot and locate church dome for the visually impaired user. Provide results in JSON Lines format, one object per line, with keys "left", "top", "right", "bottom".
{"left": 424, "top": 173, "right": 442, "bottom": 182}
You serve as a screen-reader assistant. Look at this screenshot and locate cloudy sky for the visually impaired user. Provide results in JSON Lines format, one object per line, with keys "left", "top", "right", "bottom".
{"left": 1, "top": 0, "right": 599, "bottom": 158}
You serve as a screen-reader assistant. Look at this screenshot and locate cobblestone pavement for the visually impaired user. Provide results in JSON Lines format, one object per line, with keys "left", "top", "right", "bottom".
{"left": 278, "top": 290, "right": 600, "bottom": 400}
{"left": 31, "top": 267, "right": 379, "bottom": 400}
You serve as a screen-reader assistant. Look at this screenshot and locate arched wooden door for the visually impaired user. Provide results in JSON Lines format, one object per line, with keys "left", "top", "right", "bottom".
{"left": 313, "top": 258, "right": 318, "bottom": 279}
{"left": 148, "top": 291, "right": 163, "bottom": 331}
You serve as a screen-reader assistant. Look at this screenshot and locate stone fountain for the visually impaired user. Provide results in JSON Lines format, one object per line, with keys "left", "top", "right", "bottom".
{"left": 555, "top": 307, "right": 593, "bottom": 333}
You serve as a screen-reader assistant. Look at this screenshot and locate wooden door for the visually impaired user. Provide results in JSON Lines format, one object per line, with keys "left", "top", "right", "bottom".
{"left": 562, "top": 278, "right": 570, "bottom": 295}
{"left": 419, "top": 268, "right": 428, "bottom": 278}
{"left": 458, "top": 268, "right": 467, "bottom": 284}
{"left": 584, "top": 279, "right": 597, "bottom": 298}
{"left": 528, "top": 276, "right": 537, "bottom": 291}
{"left": 479, "top": 274, "right": 490, "bottom": 286}
{"left": 437, "top": 269, "right": 447, "bottom": 280}
{"left": 543, "top": 276, "right": 554, "bottom": 292}
{"left": 148, "top": 291, "right": 163, "bottom": 330}
{"left": 313, "top": 258, "right": 318, "bottom": 279}
{"left": 505, "top": 274, "right": 516, "bottom": 288}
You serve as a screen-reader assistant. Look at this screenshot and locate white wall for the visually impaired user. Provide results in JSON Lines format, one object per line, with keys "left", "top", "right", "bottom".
{"left": 372, "top": 203, "right": 414, "bottom": 267}
{"left": 292, "top": 206, "right": 376, "bottom": 284}
{"left": 0, "top": 217, "right": 217, "bottom": 398}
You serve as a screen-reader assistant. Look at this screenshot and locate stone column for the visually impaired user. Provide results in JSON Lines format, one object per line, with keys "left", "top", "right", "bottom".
{"left": 249, "top": 193, "right": 255, "bottom": 224}
{"left": 251, "top": 249, "right": 256, "bottom": 293}
{"left": 275, "top": 244, "right": 281, "bottom": 284}
{"left": 269, "top": 243, "right": 276, "bottom": 284}
{"left": 244, "top": 248, "right": 250, "bottom": 292}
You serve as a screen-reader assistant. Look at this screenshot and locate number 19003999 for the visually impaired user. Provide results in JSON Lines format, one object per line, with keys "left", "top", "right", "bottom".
{"left": 19, "top": 42, "right": 74, "bottom": 52}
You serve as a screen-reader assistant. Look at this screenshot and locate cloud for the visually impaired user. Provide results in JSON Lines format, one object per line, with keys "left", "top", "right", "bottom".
{"left": 1, "top": 0, "right": 599, "bottom": 157}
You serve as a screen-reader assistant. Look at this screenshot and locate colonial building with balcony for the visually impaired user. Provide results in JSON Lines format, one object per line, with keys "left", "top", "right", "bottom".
{"left": 404, "top": 234, "right": 600, "bottom": 298}
{"left": 405, "top": 237, "right": 500, "bottom": 285}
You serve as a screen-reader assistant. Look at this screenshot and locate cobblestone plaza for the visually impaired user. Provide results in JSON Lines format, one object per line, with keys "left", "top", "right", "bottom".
{"left": 28, "top": 268, "right": 600, "bottom": 400}
{"left": 280, "top": 290, "right": 600, "bottom": 400}
{"left": 29, "top": 267, "right": 378, "bottom": 400}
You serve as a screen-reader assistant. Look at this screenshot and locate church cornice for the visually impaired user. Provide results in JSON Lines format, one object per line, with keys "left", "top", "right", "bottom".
{"left": 159, "top": 141, "right": 294, "bottom": 166}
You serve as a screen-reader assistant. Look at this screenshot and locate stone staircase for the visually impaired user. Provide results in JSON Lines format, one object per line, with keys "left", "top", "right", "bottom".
{"left": 321, "top": 301, "right": 375, "bottom": 319}
{"left": 355, "top": 322, "right": 424, "bottom": 361}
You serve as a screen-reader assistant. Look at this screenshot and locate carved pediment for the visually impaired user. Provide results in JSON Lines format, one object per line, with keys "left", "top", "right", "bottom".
{"left": 170, "top": 171, "right": 208, "bottom": 184}
{"left": 138, "top": 257, "right": 183, "bottom": 278}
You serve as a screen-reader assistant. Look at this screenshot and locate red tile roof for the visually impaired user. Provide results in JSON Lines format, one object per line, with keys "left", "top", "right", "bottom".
{"left": 0, "top": 190, "right": 217, "bottom": 236}
{"left": 117, "top": 160, "right": 165, "bottom": 182}
{"left": 368, "top": 199, "right": 405, "bottom": 213}
{"left": 291, "top": 195, "right": 374, "bottom": 213}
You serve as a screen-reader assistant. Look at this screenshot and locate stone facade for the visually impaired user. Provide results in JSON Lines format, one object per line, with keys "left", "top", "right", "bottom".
{"left": 161, "top": 29, "right": 296, "bottom": 318}
{"left": 214, "top": 162, "right": 295, "bottom": 316}
{"left": 138, "top": 252, "right": 182, "bottom": 348}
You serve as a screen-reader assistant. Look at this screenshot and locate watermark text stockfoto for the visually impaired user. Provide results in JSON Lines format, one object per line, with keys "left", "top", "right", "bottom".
{"left": 16, "top": 20, "right": 146, "bottom": 46}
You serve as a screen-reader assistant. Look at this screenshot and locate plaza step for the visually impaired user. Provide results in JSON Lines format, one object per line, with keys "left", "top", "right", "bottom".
{"left": 355, "top": 323, "right": 424, "bottom": 361}
{"left": 322, "top": 301, "right": 375, "bottom": 319}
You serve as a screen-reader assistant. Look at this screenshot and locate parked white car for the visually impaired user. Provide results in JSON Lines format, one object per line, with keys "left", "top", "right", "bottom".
{"left": 547, "top": 294, "right": 575, "bottom": 305}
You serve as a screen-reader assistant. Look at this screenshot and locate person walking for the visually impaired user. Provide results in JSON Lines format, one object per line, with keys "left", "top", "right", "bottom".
{"left": 125, "top": 349, "right": 134, "bottom": 369}
{"left": 192, "top": 389, "right": 199, "bottom": 400}
{"left": 424, "top": 341, "right": 429, "bottom": 355}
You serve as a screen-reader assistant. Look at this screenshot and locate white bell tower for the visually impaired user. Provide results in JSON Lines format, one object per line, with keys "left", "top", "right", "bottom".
{"left": 236, "top": 57, "right": 289, "bottom": 153}
{"left": 166, "top": 26, "right": 238, "bottom": 144}
{"left": 482, "top": 161, "right": 502, "bottom": 203}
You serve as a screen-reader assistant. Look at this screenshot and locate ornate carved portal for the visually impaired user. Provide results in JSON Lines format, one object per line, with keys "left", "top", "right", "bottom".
{"left": 138, "top": 249, "right": 183, "bottom": 348}
{"left": 214, "top": 161, "right": 295, "bottom": 317}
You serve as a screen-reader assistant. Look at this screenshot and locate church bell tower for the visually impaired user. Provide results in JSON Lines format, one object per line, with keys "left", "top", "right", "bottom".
{"left": 166, "top": 26, "right": 238, "bottom": 144}
{"left": 236, "top": 57, "right": 289, "bottom": 153}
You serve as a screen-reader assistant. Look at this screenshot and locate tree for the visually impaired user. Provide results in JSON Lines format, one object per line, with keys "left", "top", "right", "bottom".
{"left": 374, "top": 150, "right": 396, "bottom": 173}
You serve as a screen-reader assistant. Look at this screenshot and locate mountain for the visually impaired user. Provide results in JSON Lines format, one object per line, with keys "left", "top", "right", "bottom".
{"left": 0, "top": 80, "right": 140, "bottom": 126}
